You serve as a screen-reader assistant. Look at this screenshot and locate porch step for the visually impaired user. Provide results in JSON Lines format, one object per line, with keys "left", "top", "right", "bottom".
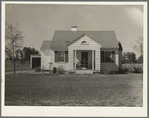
{"left": 75, "top": 70, "right": 94, "bottom": 74}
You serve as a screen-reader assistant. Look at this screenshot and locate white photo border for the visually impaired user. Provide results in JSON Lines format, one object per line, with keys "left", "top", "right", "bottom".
{"left": 1, "top": 1, "right": 148, "bottom": 117}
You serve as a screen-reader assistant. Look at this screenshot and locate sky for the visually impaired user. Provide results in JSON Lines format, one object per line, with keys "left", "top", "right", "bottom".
{"left": 5, "top": 4, "right": 143, "bottom": 58}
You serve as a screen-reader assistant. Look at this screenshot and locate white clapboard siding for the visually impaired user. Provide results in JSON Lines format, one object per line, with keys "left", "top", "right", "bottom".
{"left": 40, "top": 51, "right": 50, "bottom": 70}
{"left": 95, "top": 49, "right": 100, "bottom": 71}
{"left": 50, "top": 50, "right": 69, "bottom": 70}
{"left": 68, "top": 49, "right": 73, "bottom": 70}
{"left": 68, "top": 35, "right": 101, "bottom": 50}
{"left": 50, "top": 50, "right": 54, "bottom": 63}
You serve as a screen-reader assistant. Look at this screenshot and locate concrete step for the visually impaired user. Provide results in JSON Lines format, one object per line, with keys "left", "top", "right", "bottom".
{"left": 75, "top": 70, "right": 93, "bottom": 74}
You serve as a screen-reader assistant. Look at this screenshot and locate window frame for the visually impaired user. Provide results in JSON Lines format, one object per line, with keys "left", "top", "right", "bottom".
{"left": 104, "top": 51, "right": 112, "bottom": 63}
{"left": 58, "top": 51, "right": 65, "bottom": 62}
{"left": 81, "top": 40, "right": 89, "bottom": 45}
{"left": 101, "top": 51, "right": 115, "bottom": 63}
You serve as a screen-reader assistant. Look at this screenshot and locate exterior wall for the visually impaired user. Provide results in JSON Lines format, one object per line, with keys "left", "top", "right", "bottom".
{"left": 41, "top": 48, "right": 122, "bottom": 71}
{"left": 50, "top": 50, "right": 69, "bottom": 71}
{"left": 41, "top": 51, "right": 51, "bottom": 70}
{"left": 41, "top": 50, "right": 69, "bottom": 71}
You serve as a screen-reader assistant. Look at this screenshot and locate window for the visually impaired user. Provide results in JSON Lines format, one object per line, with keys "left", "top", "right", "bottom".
{"left": 101, "top": 51, "right": 115, "bottom": 63}
{"left": 58, "top": 51, "right": 65, "bottom": 62}
{"left": 105, "top": 51, "right": 112, "bottom": 62}
{"left": 55, "top": 51, "right": 68, "bottom": 62}
{"left": 81, "top": 40, "right": 88, "bottom": 45}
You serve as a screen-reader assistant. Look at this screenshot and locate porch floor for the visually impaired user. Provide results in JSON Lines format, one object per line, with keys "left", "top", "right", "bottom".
{"left": 75, "top": 70, "right": 100, "bottom": 74}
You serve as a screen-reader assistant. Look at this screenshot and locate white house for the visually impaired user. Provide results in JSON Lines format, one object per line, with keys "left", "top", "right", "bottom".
{"left": 40, "top": 26, "right": 123, "bottom": 72}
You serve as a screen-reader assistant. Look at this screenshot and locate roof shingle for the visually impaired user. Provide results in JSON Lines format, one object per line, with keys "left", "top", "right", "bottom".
{"left": 40, "top": 41, "right": 51, "bottom": 50}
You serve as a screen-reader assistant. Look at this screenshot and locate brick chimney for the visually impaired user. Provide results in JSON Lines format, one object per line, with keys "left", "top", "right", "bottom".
{"left": 71, "top": 26, "right": 77, "bottom": 31}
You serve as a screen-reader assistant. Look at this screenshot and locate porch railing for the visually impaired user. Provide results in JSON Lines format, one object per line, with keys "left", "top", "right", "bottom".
{"left": 76, "top": 61, "right": 88, "bottom": 69}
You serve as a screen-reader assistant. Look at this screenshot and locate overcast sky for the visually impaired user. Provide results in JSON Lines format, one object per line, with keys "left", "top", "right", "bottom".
{"left": 5, "top": 4, "right": 143, "bottom": 57}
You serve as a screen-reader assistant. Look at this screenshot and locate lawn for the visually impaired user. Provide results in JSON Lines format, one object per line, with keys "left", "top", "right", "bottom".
{"left": 5, "top": 73, "right": 143, "bottom": 106}
{"left": 5, "top": 60, "right": 32, "bottom": 72}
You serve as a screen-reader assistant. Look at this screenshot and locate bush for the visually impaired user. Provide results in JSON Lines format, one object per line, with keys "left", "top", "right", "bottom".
{"left": 122, "top": 64, "right": 143, "bottom": 73}
{"left": 53, "top": 67, "right": 57, "bottom": 73}
{"left": 134, "top": 66, "right": 143, "bottom": 73}
{"left": 35, "top": 67, "right": 41, "bottom": 72}
{"left": 101, "top": 66, "right": 111, "bottom": 74}
{"left": 57, "top": 66, "right": 65, "bottom": 74}
{"left": 118, "top": 67, "right": 129, "bottom": 74}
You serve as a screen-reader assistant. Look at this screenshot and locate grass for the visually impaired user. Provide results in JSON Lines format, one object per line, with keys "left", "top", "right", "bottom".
{"left": 5, "top": 73, "right": 143, "bottom": 106}
{"left": 5, "top": 60, "right": 32, "bottom": 72}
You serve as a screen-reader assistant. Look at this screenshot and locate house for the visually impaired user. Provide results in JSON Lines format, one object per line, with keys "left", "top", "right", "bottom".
{"left": 40, "top": 26, "right": 123, "bottom": 72}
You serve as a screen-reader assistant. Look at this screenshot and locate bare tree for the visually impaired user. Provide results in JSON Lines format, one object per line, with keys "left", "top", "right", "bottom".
{"left": 133, "top": 36, "right": 143, "bottom": 63}
{"left": 5, "top": 23, "right": 24, "bottom": 74}
{"left": 133, "top": 36, "right": 143, "bottom": 74}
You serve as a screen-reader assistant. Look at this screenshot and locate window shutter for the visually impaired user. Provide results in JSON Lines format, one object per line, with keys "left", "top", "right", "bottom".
{"left": 101, "top": 51, "right": 104, "bottom": 63}
{"left": 112, "top": 51, "right": 115, "bottom": 63}
{"left": 65, "top": 51, "right": 68, "bottom": 62}
{"left": 55, "top": 51, "right": 58, "bottom": 62}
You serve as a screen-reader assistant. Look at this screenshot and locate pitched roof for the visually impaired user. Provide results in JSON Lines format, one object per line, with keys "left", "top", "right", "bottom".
{"left": 50, "top": 30, "right": 119, "bottom": 51}
{"left": 118, "top": 43, "right": 123, "bottom": 50}
{"left": 40, "top": 40, "right": 51, "bottom": 50}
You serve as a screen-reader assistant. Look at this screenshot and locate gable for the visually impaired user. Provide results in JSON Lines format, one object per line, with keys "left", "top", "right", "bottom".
{"left": 69, "top": 35, "right": 100, "bottom": 46}
{"left": 68, "top": 35, "right": 102, "bottom": 49}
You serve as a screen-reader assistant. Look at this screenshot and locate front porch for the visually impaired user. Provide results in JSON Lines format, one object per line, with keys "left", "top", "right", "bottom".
{"left": 68, "top": 49, "right": 101, "bottom": 71}
{"left": 73, "top": 50, "right": 94, "bottom": 70}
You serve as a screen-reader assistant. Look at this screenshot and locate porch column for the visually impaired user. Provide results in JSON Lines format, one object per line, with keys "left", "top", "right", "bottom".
{"left": 74, "top": 50, "right": 76, "bottom": 69}
{"left": 68, "top": 49, "right": 73, "bottom": 70}
{"left": 92, "top": 50, "right": 94, "bottom": 70}
{"left": 95, "top": 49, "right": 100, "bottom": 71}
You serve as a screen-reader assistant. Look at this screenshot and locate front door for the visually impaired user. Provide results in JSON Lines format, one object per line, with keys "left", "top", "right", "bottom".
{"left": 81, "top": 52, "right": 88, "bottom": 69}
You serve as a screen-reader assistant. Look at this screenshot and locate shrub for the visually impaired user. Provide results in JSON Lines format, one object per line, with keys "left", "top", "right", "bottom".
{"left": 118, "top": 67, "right": 129, "bottom": 74}
{"left": 101, "top": 66, "right": 111, "bottom": 74}
{"left": 122, "top": 64, "right": 143, "bottom": 73}
{"left": 57, "top": 66, "right": 65, "bottom": 74}
{"left": 35, "top": 67, "right": 41, "bottom": 72}
{"left": 134, "top": 66, "right": 143, "bottom": 73}
{"left": 53, "top": 67, "right": 57, "bottom": 73}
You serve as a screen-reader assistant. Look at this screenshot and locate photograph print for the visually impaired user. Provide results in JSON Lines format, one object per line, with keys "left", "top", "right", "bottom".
{"left": 2, "top": 1, "right": 147, "bottom": 117}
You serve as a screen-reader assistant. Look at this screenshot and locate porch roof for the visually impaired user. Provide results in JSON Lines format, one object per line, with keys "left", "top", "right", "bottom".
{"left": 50, "top": 30, "right": 119, "bottom": 51}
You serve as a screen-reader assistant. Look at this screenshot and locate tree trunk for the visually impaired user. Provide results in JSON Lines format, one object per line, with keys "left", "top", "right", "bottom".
{"left": 14, "top": 57, "right": 15, "bottom": 74}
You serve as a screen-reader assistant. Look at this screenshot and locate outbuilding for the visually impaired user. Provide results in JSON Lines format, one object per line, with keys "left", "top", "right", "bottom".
{"left": 30, "top": 54, "right": 41, "bottom": 68}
